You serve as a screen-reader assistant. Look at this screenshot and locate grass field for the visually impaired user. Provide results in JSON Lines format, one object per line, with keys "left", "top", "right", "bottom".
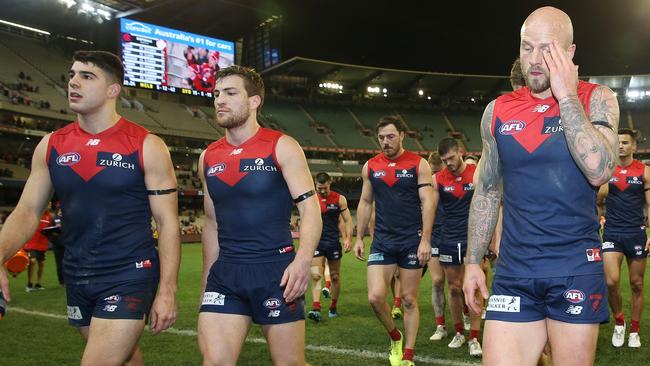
{"left": 1, "top": 240, "right": 648, "bottom": 365}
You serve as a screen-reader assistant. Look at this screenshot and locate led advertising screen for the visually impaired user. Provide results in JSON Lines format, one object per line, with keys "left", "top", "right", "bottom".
{"left": 120, "top": 18, "right": 235, "bottom": 97}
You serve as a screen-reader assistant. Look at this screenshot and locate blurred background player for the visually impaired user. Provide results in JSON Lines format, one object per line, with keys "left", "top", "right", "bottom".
{"left": 354, "top": 116, "right": 435, "bottom": 366}
{"left": 427, "top": 151, "right": 448, "bottom": 341}
{"left": 598, "top": 128, "right": 649, "bottom": 348}
{"left": 198, "top": 66, "right": 321, "bottom": 366}
{"left": 464, "top": 7, "right": 619, "bottom": 366}
{"left": 434, "top": 137, "right": 482, "bottom": 357}
{"left": 23, "top": 207, "right": 52, "bottom": 292}
{"left": 0, "top": 50, "right": 181, "bottom": 366}
{"left": 308, "top": 171, "right": 352, "bottom": 321}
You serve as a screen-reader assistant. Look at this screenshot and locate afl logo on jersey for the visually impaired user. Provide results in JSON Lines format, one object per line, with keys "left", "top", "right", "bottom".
{"left": 57, "top": 152, "right": 81, "bottom": 166}
{"left": 373, "top": 170, "right": 386, "bottom": 178}
{"left": 564, "top": 289, "right": 585, "bottom": 304}
{"left": 207, "top": 163, "right": 226, "bottom": 176}
{"left": 499, "top": 120, "right": 526, "bottom": 135}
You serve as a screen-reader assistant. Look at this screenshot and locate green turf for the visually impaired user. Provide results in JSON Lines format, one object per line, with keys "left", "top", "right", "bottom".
{"left": 1, "top": 241, "right": 648, "bottom": 365}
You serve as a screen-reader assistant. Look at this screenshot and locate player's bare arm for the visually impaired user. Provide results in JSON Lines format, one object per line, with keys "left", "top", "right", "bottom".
{"left": 597, "top": 184, "right": 609, "bottom": 219}
{"left": 464, "top": 101, "right": 501, "bottom": 313}
{"left": 0, "top": 134, "right": 54, "bottom": 301}
{"left": 339, "top": 195, "right": 353, "bottom": 252}
{"left": 417, "top": 158, "right": 435, "bottom": 266}
{"left": 354, "top": 162, "right": 374, "bottom": 261}
{"left": 644, "top": 165, "right": 650, "bottom": 250}
{"left": 276, "top": 135, "right": 322, "bottom": 303}
{"left": 198, "top": 150, "right": 219, "bottom": 292}
{"left": 544, "top": 40, "right": 619, "bottom": 186}
{"left": 143, "top": 134, "right": 181, "bottom": 335}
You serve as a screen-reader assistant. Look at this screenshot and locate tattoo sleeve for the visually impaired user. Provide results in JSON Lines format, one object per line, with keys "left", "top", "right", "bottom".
{"left": 467, "top": 100, "right": 502, "bottom": 264}
{"left": 559, "top": 86, "right": 619, "bottom": 186}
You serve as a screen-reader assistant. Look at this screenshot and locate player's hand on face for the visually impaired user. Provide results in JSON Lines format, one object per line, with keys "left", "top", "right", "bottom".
{"left": 149, "top": 291, "right": 177, "bottom": 335}
{"left": 353, "top": 238, "right": 365, "bottom": 261}
{"left": 462, "top": 263, "right": 489, "bottom": 315}
{"left": 542, "top": 40, "right": 579, "bottom": 101}
{"left": 0, "top": 266, "right": 11, "bottom": 302}
{"left": 280, "top": 257, "right": 310, "bottom": 303}
{"left": 417, "top": 240, "right": 431, "bottom": 267}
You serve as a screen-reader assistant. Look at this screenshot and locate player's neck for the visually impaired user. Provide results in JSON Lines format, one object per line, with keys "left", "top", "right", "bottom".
{"left": 77, "top": 106, "right": 121, "bottom": 135}
{"left": 531, "top": 88, "right": 553, "bottom": 100}
{"left": 620, "top": 155, "right": 634, "bottom": 167}
{"left": 451, "top": 161, "right": 467, "bottom": 176}
{"left": 225, "top": 118, "right": 260, "bottom": 146}
{"left": 385, "top": 148, "right": 405, "bottom": 160}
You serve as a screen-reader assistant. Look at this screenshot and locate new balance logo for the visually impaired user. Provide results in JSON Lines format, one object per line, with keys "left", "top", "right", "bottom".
{"left": 533, "top": 104, "right": 550, "bottom": 113}
{"left": 86, "top": 139, "right": 100, "bottom": 146}
{"left": 230, "top": 148, "right": 243, "bottom": 156}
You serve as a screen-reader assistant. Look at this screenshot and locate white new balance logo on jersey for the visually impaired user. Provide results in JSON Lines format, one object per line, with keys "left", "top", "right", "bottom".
{"left": 86, "top": 139, "right": 100, "bottom": 146}
{"left": 533, "top": 104, "right": 550, "bottom": 113}
{"left": 230, "top": 148, "right": 243, "bottom": 156}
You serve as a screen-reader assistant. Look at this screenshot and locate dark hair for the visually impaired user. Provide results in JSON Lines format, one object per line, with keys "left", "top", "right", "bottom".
{"left": 376, "top": 115, "right": 405, "bottom": 134}
{"left": 315, "top": 172, "right": 331, "bottom": 184}
{"left": 428, "top": 151, "right": 442, "bottom": 165}
{"left": 438, "top": 137, "right": 459, "bottom": 155}
{"left": 214, "top": 65, "right": 265, "bottom": 110}
{"left": 509, "top": 58, "right": 525, "bottom": 90}
{"left": 72, "top": 50, "right": 124, "bottom": 84}
{"left": 618, "top": 128, "right": 637, "bottom": 141}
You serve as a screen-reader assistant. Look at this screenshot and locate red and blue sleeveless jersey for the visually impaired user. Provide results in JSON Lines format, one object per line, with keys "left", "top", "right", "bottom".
{"left": 492, "top": 81, "right": 602, "bottom": 278}
{"left": 319, "top": 191, "right": 342, "bottom": 245}
{"left": 47, "top": 118, "right": 157, "bottom": 284}
{"left": 604, "top": 160, "right": 646, "bottom": 234}
{"left": 203, "top": 128, "right": 293, "bottom": 263}
{"left": 368, "top": 151, "right": 422, "bottom": 246}
{"left": 436, "top": 164, "right": 476, "bottom": 243}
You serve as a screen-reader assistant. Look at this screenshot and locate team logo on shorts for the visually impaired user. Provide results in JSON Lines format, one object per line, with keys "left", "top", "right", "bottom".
{"left": 602, "top": 242, "right": 615, "bottom": 250}
{"left": 585, "top": 248, "right": 602, "bottom": 262}
{"left": 486, "top": 295, "right": 520, "bottom": 313}
{"left": 499, "top": 120, "right": 526, "bottom": 135}
{"left": 439, "top": 254, "right": 452, "bottom": 263}
{"left": 202, "top": 292, "right": 225, "bottom": 306}
{"left": 589, "top": 294, "right": 603, "bottom": 312}
{"left": 57, "top": 152, "right": 81, "bottom": 166}
{"left": 104, "top": 295, "right": 121, "bottom": 304}
{"left": 368, "top": 253, "right": 384, "bottom": 262}
{"left": 207, "top": 163, "right": 226, "bottom": 176}
{"left": 431, "top": 247, "right": 439, "bottom": 255}
{"left": 263, "top": 298, "right": 282, "bottom": 309}
{"left": 67, "top": 306, "right": 83, "bottom": 320}
{"left": 563, "top": 289, "right": 585, "bottom": 304}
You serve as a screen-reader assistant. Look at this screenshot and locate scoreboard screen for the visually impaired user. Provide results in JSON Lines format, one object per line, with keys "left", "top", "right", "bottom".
{"left": 120, "top": 18, "right": 235, "bottom": 98}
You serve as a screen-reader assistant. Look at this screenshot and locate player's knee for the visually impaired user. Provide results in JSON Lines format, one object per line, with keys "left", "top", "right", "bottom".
{"left": 630, "top": 278, "right": 644, "bottom": 295}
{"left": 606, "top": 275, "right": 620, "bottom": 289}
{"left": 310, "top": 271, "right": 321, "bottom": 283}
{"left": 202, "top": 352, "right": 235, "bottom": 366}
{"left": 431, "top": 275, "right": 444, "bottom": 287}
{"left": 329, "top": 272, "right": 340, "bottom": 283}
{"left": 448, "top": 284, "right": 463, "bottom": 298}
{"left": 367, "top": 292, "right": 385, "bottom": 308}
{"left": 401, "top": 294, "right": 417, "bottom": 310}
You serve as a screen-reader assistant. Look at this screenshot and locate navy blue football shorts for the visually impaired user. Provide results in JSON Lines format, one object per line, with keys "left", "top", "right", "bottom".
{"left": 367, "top": 242, "right": 421, "bottom": 269}
{"left": 438, "top": 241, "right": 467, "bottom": 266}
{"left": 200, "top": 258, "right": 305, "bottom": 325}
{"left": 602, "top": 230, "right": 649, "bottom": 259}
{"left": 314, "top": 242, "right": 343, "bottom": 261}
{"left": 66, "top": 277, "right": 158, "bottom": 327}
{"left": 485, "top": 274, "right": 609, "bottom": 324}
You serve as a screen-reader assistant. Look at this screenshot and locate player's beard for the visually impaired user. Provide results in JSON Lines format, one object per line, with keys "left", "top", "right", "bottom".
{"left": 216, "top": 107, "right": 249, "bottom": 129}
{"left": 525, "top": 68, "right": 551, "bottom": 94}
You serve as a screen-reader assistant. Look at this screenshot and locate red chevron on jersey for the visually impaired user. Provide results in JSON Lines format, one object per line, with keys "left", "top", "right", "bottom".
{"left": 47, "top": 118, "right": 145, "bottom": 182}
{"left": 610, "top": 160, "right": 644, "bottom": 192}
{"left": 367, "top": 151, "right": 420, "bottom": 188}
{"left": 492, "top": 81, "right": 595, "bottom": 154}
{"left": 204, "top": 128, "right": 282, "bottom": 188}
{"left": 436, "top": 164, "right": 476, "bottom": 200}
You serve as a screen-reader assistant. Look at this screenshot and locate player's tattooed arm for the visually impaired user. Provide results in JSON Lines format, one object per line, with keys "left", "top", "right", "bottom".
{"left": 560, "top": 85, "right": 619, "bottom": 186}
{"left": 467, "top": 100, "right": 502, "bottom": 265}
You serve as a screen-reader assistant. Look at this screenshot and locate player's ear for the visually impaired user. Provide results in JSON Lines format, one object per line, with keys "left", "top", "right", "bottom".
{"left": 567, "top": 43, "right": 576, "bottom": 60}
{"left": 249, "top": 94, "right": 261, "bottom": 111}
{"left": 108, "top": 83, "right": 121, "bottom": 98}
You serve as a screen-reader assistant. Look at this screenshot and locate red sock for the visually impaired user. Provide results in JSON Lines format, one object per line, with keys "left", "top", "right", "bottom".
{"left": 631, "top": 320, "right": 640, "bottom": 333}
{"left": 312, "top": 301, "right": 321, "bottom": 311}
{"left": 454, "top": 322, "right": 464, "bottom": 334}
{"left": 614, "top": 312, "right": 625, "bottom": 326}
{"left": 394, "top": 297, "right": 401, "bottom": 308}
{"left": 463, "top": 304, "right": 470, "bottom": 316}
{"left": 388, "top": 327, "right": 402, "bottom": 341}
{"left": 325, "top": 280, "right": 331, "bottom": 289}
{"left": 436, "top": 315, "right": 445, "bottom": 326}
{"left": 403, "top": 348, "right": 414, "bottom": 361}
{"left": 469, "top": 329, "right": 480, "bottom": 340}
{"left": 330, "top": 299, "right": 338, "bottom": 310}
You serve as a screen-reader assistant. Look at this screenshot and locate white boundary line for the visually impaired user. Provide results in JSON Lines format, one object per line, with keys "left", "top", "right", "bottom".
{"left": 10, "top": 307, "right": 481, "bottom": 366}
